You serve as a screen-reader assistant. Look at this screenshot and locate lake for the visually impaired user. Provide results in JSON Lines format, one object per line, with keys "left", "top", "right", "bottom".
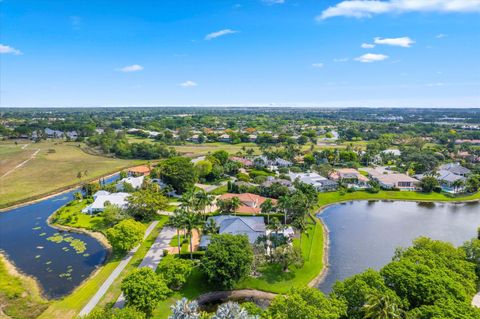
{"left": 0, "top": 174, "right": 117, "bottom": 299}
{"left": 317, "top": 200, "right": 480, "bottom": 293}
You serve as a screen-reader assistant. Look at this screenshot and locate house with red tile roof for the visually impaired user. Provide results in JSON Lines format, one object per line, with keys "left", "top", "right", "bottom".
{"left": 128, "top": 165, "right": 151, "bottom": 176}
{"left": 218, "top": 193, "right": 276, "bottom": 214}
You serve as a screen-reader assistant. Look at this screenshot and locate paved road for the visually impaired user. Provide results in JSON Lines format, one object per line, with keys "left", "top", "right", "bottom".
{"left": 78, "top": 221, "right": 159, "bottom": 317}
{"left": 114, "top": 227, "right": 177, "bottom": 308}
{"left": 473, "top": 292, "right": 480, "bottom": 308}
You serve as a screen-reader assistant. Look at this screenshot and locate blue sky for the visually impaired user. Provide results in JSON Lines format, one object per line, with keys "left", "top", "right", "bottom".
{"left": 1, "top": 0, "right": 480, "bottom": 107}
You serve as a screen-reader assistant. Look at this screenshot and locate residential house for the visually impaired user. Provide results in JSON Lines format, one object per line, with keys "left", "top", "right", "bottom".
{"left": 329, "top": 168, "right": 370, "bottom": 188}
{"left": 218, "top": 134, "right": 231, "bottom": 143}
{"left": 288, "top": 172, "right": 337, "bottom": 191}
{"left": 44, "top": 128, "right": 64, "bottom": 138}
{"left": 261, "top": 176, "right": 293, "bottom": 188}
{"left": 255, "top": 156, "right": 292, "bottom": 169}
{"left": 230, "top": 156, "right": 254, "bottom": 167}
{"left": 188, "top": 134, "right": 200, "bottom": 143}
{"left": 439, "top": 163, "right": 471, "bottom": 177}
{"left": 248, "top": 134, "right": 257, "bottom": 143}
{"left": 116, "top": 175, "right": 144, "bottom": 191}
{"left": 66, "top": 131, "right": 78, "bottom": 140}
{"left": 374, "top": 173, "right": 418, "bottom": 190}
{"left": 218, "top": 193, "right": 276, "bottom": 214}
{"left": 128, "top": 165, "right": 151, "bottom": 176}
{"left": 413, "top": 163, "right": 470, "bottom": 193}
{"left": 199, "top": 215, "right": 266, "bottom": 248}
{"left": 82, "top": 191, "right": 130, "bottom": 214}
{"left": 455, "top": 139, "right": 480, "bottom": 145}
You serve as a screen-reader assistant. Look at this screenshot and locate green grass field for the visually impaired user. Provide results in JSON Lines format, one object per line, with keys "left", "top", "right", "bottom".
{"left": 317, "top": 189, "right": 480, "bottom": 208}
{"left": 0, "top": 140, "right": 142, "bottom": 208}
{"left": 0, "top": 255, "right": 49, "bottom": 319}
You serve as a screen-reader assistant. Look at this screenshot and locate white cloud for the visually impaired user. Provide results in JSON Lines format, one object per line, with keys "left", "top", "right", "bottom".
{"left": 361, "top": 43, "right": 375, "bottom": 48}
{"left": 312, "top": 62, "right": 324, "bottom": 68}
{"left": 436, "top": 33, "right": 448, "bottom": 38}
{"left": 262, "top": 0, "right": 285, "bottom": 4}
{"left": 355, "top": 53, "right": 388, "bottom": 63}
{"left": 317, "top": 0, "right": 480, "bottom": 20}
{"left": 374, "top": 36, "right": 415, "bottom": 47}
{"left": 205, "top": 29, "right": 238, "bottom": 40}
{"left": 334, "top": 57, "right": 349, "bottom": 62}
{"left": 0, "top": 44, "right": 22, "bottom": 55}
{"left": 118, "top": 64, "right": 144, "bottom": 72}
{"left": 179, "top": 80, "right": 198, "bottom": 87}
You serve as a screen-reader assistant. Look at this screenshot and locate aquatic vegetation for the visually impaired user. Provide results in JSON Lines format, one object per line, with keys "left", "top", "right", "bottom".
{"left": 39, "top": 232, "right": 47, "bottom": 237}
{"left": 32, "top": 226, "right": 41, "bottom": 230}
{"left": 45, "top": 261, "right": 52, "bottom": 265}
{"left": 35, "top": 255, "right": 40, "bottom": 259}
{"left": 47, "top": 233, "right": 87, "bottom": 253}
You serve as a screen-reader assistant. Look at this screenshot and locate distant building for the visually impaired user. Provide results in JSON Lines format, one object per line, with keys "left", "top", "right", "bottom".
{"left": 230, "top": 156, "right": 254, "bottom": 167}
{"left": 218, "top": 134, "right": 231, "bottom": 143}
{"left": 329, "top": 168, "right": 370, "bottom": 188}
{"left": 199, "top": 215, "right": 266, "bottom": 248}
{"left": 438, "top": 163, "right": 471, "bottom": 177}
{"left": 44, "top": 128, "right": 64, "bottom": 138}
{"left": 373, "top": 173, "right": 418, "bottom": 191}
{"left": 82, "top": 191, "right": 130, "bottom": 214}
{"left": 262, "top": 176, "right": 293, "bottom": 188}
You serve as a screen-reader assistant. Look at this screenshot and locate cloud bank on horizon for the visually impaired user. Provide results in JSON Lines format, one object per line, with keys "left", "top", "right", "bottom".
{"left": 318, "top": 0, "right": 480, "bottom": 20}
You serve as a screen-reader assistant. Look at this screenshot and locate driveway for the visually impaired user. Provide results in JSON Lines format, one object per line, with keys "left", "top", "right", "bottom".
{"left": 78, "top": 221, "right": 159, "bottom": 317}
{"left": 114, "top": 227, "right": 177, "bottom": 308}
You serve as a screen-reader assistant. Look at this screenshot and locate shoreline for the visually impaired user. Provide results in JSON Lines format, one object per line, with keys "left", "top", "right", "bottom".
{"left": 307, "top": 196, "right": 480, "bottom": 289}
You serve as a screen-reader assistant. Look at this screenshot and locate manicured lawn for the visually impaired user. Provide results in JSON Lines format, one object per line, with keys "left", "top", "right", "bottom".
{"left": 39, "top": 215, "right": 168, "bottom": 319}
{"left": 174, "top": 142, "right": 260, "bottom": 156}
{"left": 208, "top": 184, "right": 228, "bottom": 195}
{"left": 0, "top": 255, "right": 49, "bottom": 319}
{"left": 317, "top": 190, "right": 480, "bottom": 208}
{"left": 0, "top": 140, "right": 142, "bottom": 208}
{"left": 236, "top": 217, "right": 324, "bottom": 294}
{"left": 50, "top": 199, "right": 108, "bottom": 232}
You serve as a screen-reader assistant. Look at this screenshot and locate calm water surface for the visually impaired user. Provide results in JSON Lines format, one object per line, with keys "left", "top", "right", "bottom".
{"left": 0, "top": 174, "right": 118, "bottom": 299}
{"left": 317, "top": 200, "right": 480, "bottom": 293}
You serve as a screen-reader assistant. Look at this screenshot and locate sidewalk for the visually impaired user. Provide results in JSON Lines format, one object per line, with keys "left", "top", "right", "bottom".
{"left": 78, "top": 221, "right": 158, "bottom": 317}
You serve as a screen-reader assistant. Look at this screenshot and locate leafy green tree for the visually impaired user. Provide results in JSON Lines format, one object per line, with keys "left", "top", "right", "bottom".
{"left": 271, "top": 245, "right": 304, "bottom": 271}
{"left": 407, "top": 298, "right": 480, "bottom": 319}
{"left": 157, "top": 255, "right": 194, "bottom": 290}
{"left": 362, "top": 292, "right": 404, "bottom": 319}
{"left": 461, "top": 238, "right": 480, "bottom": 277}
{"left": 121, "top": 268, "right": 171, "bottom": 317}
{"left": 195, "top": 160, "right": 213, "bottom": 178}
{"left": 83, "top": 307, "right": 146, "bottom": 319}
{"left": 331, "top": 269, "right": 400, "bottom": 319}
{"left": 466, "top": 174, "right": 480, "bottom": 193}
{"left": 159, "top": 157, "right": 198, "bottom": 193}
{"left": 73, "top": 192, "right": 83, "bottom": 201}
{"left": 211, "top": 150, "right": 229, "bottom": 165}
{"left": 380, "top": 237, "right": 477, "bottom": 308}
{"left": 201, "top": 234, "right": 253, "bottom": 288}
{"left": 106, "top": 219, "right": 145, "bottom": 252}
{"left": 266, "top": 287, "right": 347, "bottom": 319}
{"left": 102, "top": 205, "right": 129, "bottom": 227}
{"left": 419, "top": 176, "right": 440, "bottom": 193}
{"left": 212, "top": 302, "right": 253, "bottom": 319}
{"left": 127, "top": 188, "right": 168, "bottom": 221}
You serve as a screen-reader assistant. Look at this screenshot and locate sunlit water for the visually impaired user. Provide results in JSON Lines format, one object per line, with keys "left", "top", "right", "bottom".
{"left": 317, "top": 200, "right": 480, "bottom": 293}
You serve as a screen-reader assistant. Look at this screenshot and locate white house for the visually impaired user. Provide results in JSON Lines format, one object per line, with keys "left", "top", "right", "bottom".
{"left": 116, "top": 176, "right": 144, "bottom": 191}
{"left": 82, "top": 191, "right": 130, "bottom": 214}
{"left": 288, "top": 172, "right": 337, "bottom": 191}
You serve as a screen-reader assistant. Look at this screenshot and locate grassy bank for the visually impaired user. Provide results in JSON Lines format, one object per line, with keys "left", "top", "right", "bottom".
{"left": 317, "top": 190, "right": 480, "bottom": 208}
{"left": 39, "top": 216, "right": 168, "bottom": 319}
{"left": 0, "top": 140, "right": 142, "bottom": 209}
{"left": 0, "top": 254, "right": 49, "bottom": 319}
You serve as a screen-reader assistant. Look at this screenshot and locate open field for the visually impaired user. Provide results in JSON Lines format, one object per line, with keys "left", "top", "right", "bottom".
{"left": 39, "top": 215, "right": 168, "bottom": 319}
{"left": 0, "top": 254, "right": 49, "bottom": 319}
{"left": 0, "top": 140, "right": 142, "bottom": 209}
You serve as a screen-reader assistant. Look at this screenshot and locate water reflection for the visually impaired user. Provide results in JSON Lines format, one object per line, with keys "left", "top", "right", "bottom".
{"left": 317, "top": 200, "right": 480, "bottom": 293}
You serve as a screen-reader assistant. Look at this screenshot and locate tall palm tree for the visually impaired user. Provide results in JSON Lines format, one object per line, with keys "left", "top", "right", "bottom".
{"left": 452, "top": 179, "right": 464, "bottom": 194}
{"left": 169, "top": 298, "right": 200, "bottom": 319}
{"left": 180, "top": 189, "right": 196, "bottom": 213}
{"left": 229, "top": 197, "right": 241, "bottom": 216}
{"left": 167, "top": 209, "right": 186, "bottom": 256}
{"left": 260, "top": 198, "right": 274, "bottom": 223}
{"left": 277, "top": 196, "right": 291, "bottom": 224}
{"left": 291, "top": 217, "right": 307, "bottom": 247}
{"left": 182, "top": 211, "right": 203, "bottom": 259}
{"left": 268, "top": 217, "right": 283, "bottom": 249}
{"left": 194, "top": 190, "right": 213, "bottom": 217}
{"left": 362, "top": 293, "right": 404, "bottom": 319}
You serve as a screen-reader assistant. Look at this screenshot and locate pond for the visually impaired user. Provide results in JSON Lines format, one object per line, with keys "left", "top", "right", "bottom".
{"left": 0, "top": 174, "right": 118, "bottom": 299}
{"left": 317, "top": 200, "right": 480, "bottom": 293}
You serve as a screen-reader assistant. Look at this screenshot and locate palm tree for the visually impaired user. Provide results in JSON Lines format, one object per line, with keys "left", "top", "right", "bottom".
{"left": 277, "top": 196, "right": 291, "bottom": 224}
{"left": 362, "top": 293, "right": 403, "bottom": 319}
{"left": 291, "top": 217, "right": 307, "bottom": 247}
{"left": 203, "top": 218, "right": 219, "bottom": 235}
{"left": 169, "top": 298, "right": 200, "bottom": 319}
{"left": 260, "top": 198, "right": 274, "bottom": 223}
{"left": 268, "top": 217, "right": 283, "bottom": 249}
{"left": 452, "top": 179, "right": 464, "bottom": 194}
{"left": 212, "top": 302, "right": 251, "bottom": 319}
{"left": 167, "top": 210, "right": 186, "bottom": 256}
{"left": 230, "top": 197, "right": 241, "bottom": 215}
{"left": 182, "top": 211, "right": 203, "bottom": 259}
{"left": 194, "top": 190, "right": 213, "bottom": 217}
